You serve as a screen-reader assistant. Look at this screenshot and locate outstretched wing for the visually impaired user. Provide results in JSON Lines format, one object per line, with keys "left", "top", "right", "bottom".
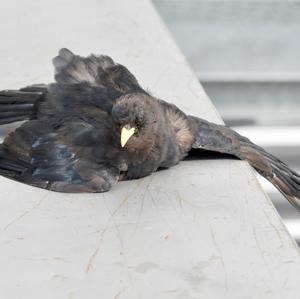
{"left": 189, "top": 116, "right": 300, "bottom": 210}
{"left": 52, "top": 48, "right": 142, "bottom": 94}
{"left": 0, "top": 49, "right": 145, "bottom": 126}
{"left": 36, "top": 48, "right": 146, "bottom": 120}
{"left": 0, "top": 119, "right": 120, "bottom": 192}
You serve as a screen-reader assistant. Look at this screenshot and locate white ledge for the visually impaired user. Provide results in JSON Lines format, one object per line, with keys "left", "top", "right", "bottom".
{"left": 1, "top": 1, "right": 300, "bottom": 299}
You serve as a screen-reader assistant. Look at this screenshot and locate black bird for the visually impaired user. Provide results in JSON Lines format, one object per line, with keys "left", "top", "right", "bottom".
{"left": 0, "top": 48, "right": 300, "bottom": 210}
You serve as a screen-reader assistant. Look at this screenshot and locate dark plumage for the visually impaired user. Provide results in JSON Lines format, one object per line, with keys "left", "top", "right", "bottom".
{"left": 0, "top": 48, "right": 300, "bottom": 209}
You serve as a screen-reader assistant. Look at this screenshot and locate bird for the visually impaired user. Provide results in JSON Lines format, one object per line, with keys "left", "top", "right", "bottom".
{"left": 0, "top": 48, "right": 300, "bottom": 210}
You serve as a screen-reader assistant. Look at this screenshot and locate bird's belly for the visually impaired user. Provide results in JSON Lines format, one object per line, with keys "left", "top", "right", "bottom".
{"left": 159, "top": 139, "right": 183, "bottom": 168}
{"left": 123, "top": 161, "right": 159, "bottom": 180}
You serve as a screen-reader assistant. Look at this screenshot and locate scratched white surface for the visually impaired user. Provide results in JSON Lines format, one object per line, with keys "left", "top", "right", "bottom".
{"left": 1, "top": 1, "right": 300, "bottom": 299}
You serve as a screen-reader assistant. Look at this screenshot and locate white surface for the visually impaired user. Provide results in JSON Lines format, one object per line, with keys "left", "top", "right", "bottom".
{"left": 1, "top": 1, "right": 300, "bottom": 299}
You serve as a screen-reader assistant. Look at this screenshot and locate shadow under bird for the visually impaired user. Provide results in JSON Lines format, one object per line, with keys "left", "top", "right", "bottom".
{"left": 0, "top": 48, "right": 300, "bottom": 210}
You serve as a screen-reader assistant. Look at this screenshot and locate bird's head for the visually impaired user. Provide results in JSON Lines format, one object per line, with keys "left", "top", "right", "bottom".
{"left": 112, "top": 93, "right": 159, "bottom": 151}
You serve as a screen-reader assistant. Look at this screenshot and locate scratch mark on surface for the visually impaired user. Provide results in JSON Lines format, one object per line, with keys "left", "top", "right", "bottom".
{"left": 133, "top": 177, "right": 152, "bottom": 234}
{"left": 269, "top": 222, "right": 284, "bottom": 247}
{"left": 110, "top": 178, "right": 144, "bottom": 218}
{"left": 3, "top": 196, "right": 46, "bottom": 231}
{"left": 85, "top": 180, "right": 145, "bottom": 275}
{"left": 114, "top": 287, "right": 127, "bottom": 299}
{"left": 207, "top": 220, "right": 229, "bottom": 292}
{"left": 85, "top": 179, "right": 146, "bottom": 274}
{"left": 251, "top": 226, "right": 276, "bottom": 286}
{"left": 175, "top": 190, "right": 198, "bottom": 210}
{"left": 262, "top": 209, "right": 284, "bottom": 246}
{"left": 176, "top": 190, "right": 183, "bottom": 209}
{"left": 104, "top": 197, "right": 134, "bottom": 284}
{"left": 85, "top": 228, "right": 107, "bottom": 274}
{"left": 148, "top": 188, "right": 175, "bottom": 233}
{"left": 114, "top": 221, "right": 133, "bottom": 284}
{"left": 251, "top": 226, "right": 284, "bottom": 292}
{"left": 133, "top": 192, "right": 145, "bottom": 234}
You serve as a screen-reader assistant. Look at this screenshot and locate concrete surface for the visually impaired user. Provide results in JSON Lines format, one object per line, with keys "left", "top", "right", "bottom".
{"left": 1, "top": 1, "right": 300, "bottom": 298}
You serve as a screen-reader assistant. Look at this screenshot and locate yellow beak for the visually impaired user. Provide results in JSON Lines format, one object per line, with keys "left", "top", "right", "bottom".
{"left": 121, "top": 126, "right": 135, "bottom": 147}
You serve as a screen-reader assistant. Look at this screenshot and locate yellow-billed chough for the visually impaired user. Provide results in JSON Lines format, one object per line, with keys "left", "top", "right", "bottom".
{"left": 0, "top": 48, "right": 300, "bottom": 210}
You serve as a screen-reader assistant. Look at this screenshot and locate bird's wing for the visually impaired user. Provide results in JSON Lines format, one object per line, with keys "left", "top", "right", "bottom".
{"left": 34, "top": 48, "right": 146, "bottom": 119}
{"left": 0, "top": 49, "right": 144, "bottom": 125}
{"left": 53, "top": 48, "right": 142, "bottom": 94}
{"left": 0, "top": 119, "right": 120, "bottom": 192}
{"left": 30, "top": 133, "right": 119, "bottom": 193}
{"left": 189, "top": 116, "right": 300, "bottom": 210}
{"left": 0, "top": 84, "right": 47, "bottom": 124}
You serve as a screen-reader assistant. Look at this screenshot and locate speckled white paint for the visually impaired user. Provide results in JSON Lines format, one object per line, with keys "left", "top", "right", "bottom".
{"left": 1, "top": 1, "right": 300, "bottom": 299}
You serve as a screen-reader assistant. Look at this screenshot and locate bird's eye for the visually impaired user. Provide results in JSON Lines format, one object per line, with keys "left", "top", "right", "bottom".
{"left": 135, "top": 116, "right": 144, "bottom": 130}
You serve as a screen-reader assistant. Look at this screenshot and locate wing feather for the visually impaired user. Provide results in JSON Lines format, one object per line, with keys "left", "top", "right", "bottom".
{"left": 189, "top": 116, "right": 300, "bottom": 210}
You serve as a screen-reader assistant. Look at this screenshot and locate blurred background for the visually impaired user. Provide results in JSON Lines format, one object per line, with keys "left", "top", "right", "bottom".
{"left": 153, "top": 0, "right": 300, "bottom": 245}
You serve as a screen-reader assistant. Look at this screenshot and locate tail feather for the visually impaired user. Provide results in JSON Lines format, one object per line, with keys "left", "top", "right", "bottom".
{"left": 0, "top": 145, "right": 26, "bottom": 179}
{"left": 0, "top": 115, "right": 34, "bottom": 125}
{"left": 0, "top": 103, "right": 34, "bottom": 112}
{"left": 0, "top": 85, "right": 46, "bottom": 124}
{"left": 239, "top": 137, "right": 300, "bottom": 210}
